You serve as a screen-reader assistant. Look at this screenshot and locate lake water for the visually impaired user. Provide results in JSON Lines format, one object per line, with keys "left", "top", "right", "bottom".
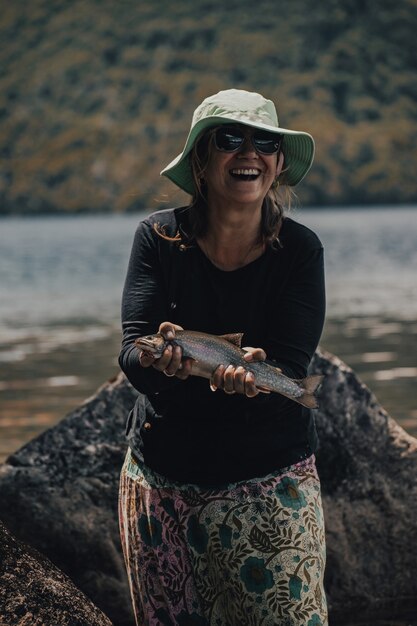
{"left": 1, "top": 207, "right": 417, "bottom": 460}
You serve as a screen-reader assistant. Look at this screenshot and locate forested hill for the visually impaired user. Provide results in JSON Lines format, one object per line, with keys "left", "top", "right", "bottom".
{"left": 1, "top": 0, "right": 416, "bottom": 214}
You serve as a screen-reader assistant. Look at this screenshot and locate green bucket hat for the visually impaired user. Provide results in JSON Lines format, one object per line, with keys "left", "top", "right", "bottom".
{"left": 160, "top": 88, "right": 315, "bottom": 194}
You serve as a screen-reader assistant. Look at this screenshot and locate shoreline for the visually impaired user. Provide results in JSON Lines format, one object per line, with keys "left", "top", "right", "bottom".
{"left": 1, "top": 314, "right": 416, "bottom": 463}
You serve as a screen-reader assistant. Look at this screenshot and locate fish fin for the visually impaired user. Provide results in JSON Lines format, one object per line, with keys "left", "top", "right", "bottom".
{"left": 301, "top": 374, "right": 324, "bottom": 395}
{"left": 296, "top": 375, "right": 324, "bottom": 409}
{"left": 219, "top": 333, "right": 244, "bottom": 347}
{"left": 255, "top": 386, "right": 271, "bottom": 394}
{"left": 297, "top": 393, "right": 320, "bottom": 409}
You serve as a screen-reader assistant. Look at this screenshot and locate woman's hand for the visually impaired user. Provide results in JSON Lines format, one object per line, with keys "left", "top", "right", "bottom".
{"left": 138, "top": 322, "right": 193, "bottom": 380}
{"left": 210, "top": 347, "right": 279, "bottom": 398}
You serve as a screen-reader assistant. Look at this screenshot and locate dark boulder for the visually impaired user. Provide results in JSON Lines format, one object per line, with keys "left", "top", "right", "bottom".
{"left": 0, "top": 375, "right": 138, "bottom": 626}
{"left": 310, "top": 350, "right": 417, "bottom": 625}
{"left": 0, "top": 351, "right": 416, "bottom": 625}
{"left": 0, "top": 520, "right": 112, "bottom": 625}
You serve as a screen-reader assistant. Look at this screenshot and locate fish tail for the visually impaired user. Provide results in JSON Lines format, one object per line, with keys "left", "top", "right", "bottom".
{"left": 302, "top": 374, "right": 324, "bottom": 394}
{"left": 297, "top": 374, "right": 324, "bottom": 409}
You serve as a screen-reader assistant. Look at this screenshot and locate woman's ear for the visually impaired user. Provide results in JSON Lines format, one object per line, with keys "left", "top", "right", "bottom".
{"left": 276, "top": 151, "right": 285, "bottom": 176}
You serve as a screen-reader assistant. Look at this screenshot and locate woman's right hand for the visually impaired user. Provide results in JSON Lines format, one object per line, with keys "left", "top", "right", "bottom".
{"left": 138, "top": 322, "right": 193, "bottom": 380}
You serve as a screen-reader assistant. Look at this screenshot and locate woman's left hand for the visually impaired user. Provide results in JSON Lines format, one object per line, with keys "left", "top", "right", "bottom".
{"left": 210, "top": 347, "right": 275, "bottom": 398}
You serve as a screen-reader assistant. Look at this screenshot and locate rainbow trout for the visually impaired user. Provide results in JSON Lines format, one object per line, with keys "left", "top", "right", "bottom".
{"left": 135, "top": 330, "right": 323, "bottom": 409}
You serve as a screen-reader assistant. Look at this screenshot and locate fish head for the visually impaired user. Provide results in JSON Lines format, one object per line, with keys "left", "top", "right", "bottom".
{"left": 135, "top": 333, "right": 167, "bottom": 358}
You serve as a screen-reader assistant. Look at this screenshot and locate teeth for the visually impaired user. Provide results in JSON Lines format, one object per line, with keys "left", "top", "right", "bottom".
{"left": 230, "top": 168, "right": 260, "bottom": 175}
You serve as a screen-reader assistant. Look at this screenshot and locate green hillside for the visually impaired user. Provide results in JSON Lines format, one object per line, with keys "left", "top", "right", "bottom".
{"left": 1, "top": 0, "right": 416, "bottom": 214}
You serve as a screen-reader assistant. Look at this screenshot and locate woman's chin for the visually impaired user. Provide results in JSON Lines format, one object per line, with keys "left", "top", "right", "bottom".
{"left": 224, "top": 182, "right": 269, "bottom": 205}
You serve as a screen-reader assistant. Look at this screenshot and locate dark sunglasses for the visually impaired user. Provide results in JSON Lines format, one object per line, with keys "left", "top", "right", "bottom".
{"left": 214, "top": 126, "right": 282, "bottom": 155}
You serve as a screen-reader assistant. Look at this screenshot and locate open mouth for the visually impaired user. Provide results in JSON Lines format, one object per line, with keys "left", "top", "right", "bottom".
{"left": 229, "top": 168, "right": 261, "bottom": 181}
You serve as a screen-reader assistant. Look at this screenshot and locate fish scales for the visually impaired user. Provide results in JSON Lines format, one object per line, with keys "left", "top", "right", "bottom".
{"left": 135, "top": 330, "right": 323, "bottom": 409}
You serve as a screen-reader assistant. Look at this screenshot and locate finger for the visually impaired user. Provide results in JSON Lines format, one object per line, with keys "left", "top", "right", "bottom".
{"left": 176, "top": 358, "right": 193, "bottom": 380}
{"left": 223, "top": 364, "right": 236, "bottom": 394}
{"left": 242, "top": 347, "right": 267, "bottom": 362}
{"left": 139, "top": 351, "right": 155, "bottom": 368}
{"left": 211, "top": 364, "right": 225, "bottom": 391}
{"left": 233, "top": 366, "right": 247, "bottom": 394}
{"left": 163, "top": 345, "right": 182, "bottom": 376}
{"left": 244, "top": 372, "right": 259, "bottom": 398}
{"left": 159, "top": 321, "right": 183, "bottom": 340}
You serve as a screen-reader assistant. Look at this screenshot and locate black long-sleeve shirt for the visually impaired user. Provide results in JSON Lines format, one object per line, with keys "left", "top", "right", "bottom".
{"left": 119, "top": 207, "right": 325, "bottom": 486}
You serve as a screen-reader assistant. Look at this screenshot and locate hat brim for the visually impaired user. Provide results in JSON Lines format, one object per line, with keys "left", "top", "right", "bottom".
{"left": 160, "top": 115, "right": 315, "bottom": 194}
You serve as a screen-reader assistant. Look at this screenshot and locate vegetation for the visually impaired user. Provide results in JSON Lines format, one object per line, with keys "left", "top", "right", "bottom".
{"left": 0, "top": 0, "right": 416, "bottom": 214}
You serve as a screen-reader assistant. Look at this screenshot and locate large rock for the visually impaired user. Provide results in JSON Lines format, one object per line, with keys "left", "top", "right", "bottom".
{"left": 0, "top": 351, "right": 416, "bottom": 625}
{"left": 0, "top": 520, "right": 112, "bottom": 625}
{"left": 310, "top": 350, "right": 417, "bottom": 625}
{"left": 0, "top": 375, "right": 138, "bottom": 626}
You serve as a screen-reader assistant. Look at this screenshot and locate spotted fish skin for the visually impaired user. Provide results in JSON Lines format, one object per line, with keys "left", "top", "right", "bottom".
{"left": 135, "top": 330, "right": 323, "bottom": 409}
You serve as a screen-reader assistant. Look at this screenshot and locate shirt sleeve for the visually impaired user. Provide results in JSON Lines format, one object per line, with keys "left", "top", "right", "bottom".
{"left": 118, "top": 219, "right": 180, "bottom": 395}
{"left": 266, "top": 234, "right": 326, "bottom": 379}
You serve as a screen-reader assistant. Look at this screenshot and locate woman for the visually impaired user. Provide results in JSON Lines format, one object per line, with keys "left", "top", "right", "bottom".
{"left": 119, "top": 89, "right": 327, "bottom": 625}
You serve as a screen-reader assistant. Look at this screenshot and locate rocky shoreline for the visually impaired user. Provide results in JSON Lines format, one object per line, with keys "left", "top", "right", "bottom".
{"left": 1, "top": 350, "right": 416, "bottom": 625}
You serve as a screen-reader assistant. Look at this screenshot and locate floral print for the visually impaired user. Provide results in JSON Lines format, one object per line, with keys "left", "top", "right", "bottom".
{"left": 275, "top": 477, "right": 307, "bottom": 510}
{"left": 187, "top": 515, "right": 209, "bottom": 554}
{"left": 119, "top": 450, "right": 328, "bottom": 626}
{"left": 240, "top": 557, "right": 275, "bottom": 594}
{"left": 138, "top": 514, "right": 163, "bottom": 547}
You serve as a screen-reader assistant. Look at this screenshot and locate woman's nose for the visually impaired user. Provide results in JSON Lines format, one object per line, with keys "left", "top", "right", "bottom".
{"left": 237, "top": 136, "right": 258, "bottom": 156}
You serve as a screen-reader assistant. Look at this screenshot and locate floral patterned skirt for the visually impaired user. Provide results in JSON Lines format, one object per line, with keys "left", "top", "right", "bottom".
{"left": 119, "top": 449, "right": 328, "bottom": 626}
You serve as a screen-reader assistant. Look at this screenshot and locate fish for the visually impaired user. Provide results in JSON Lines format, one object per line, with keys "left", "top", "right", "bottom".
{"left": 135, "top": 330, "right": 323, "bottom": 409}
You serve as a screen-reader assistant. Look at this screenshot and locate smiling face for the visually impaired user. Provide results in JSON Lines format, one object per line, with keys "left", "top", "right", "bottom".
{"left": 202, "top": 124, "right": 284, "bottom": 210}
